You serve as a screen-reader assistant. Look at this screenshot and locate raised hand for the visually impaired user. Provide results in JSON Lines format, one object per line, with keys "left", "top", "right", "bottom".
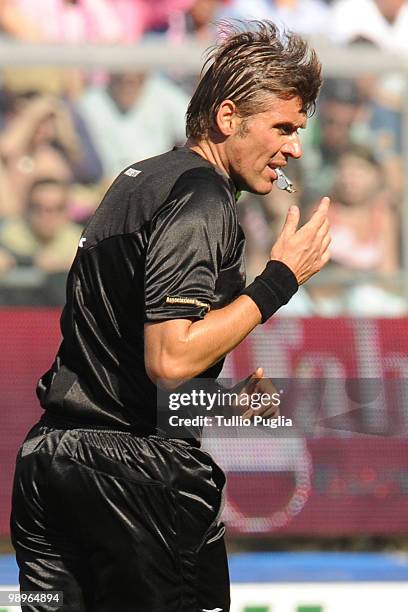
{"left": 270, "top": 197, "right": 331, "bottom": 285}
{"left": 237, "top": 368, "right": 281, "bottom": 420}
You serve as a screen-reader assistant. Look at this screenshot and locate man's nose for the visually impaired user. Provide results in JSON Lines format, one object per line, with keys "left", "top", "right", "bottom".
{"left": 282, "top": 133, "right": 302, "bottom": 159}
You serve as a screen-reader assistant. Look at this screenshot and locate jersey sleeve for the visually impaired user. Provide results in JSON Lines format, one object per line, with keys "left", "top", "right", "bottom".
{"left": 144, "top": 167, "right": 234, "bottom": 321}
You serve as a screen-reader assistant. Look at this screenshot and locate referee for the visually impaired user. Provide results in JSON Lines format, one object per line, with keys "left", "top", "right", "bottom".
{"left": 11, "top": 21, "right": 330, "bottom": 612}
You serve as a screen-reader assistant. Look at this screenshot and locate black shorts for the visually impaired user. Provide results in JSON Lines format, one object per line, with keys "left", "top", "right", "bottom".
{"left": 10, "top": 418, "right": 230, "bottom": 612}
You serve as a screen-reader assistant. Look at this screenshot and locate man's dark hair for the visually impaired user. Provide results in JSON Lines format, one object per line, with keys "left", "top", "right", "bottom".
{"left": 186, "top": 20, "right": 323, "bottom": 140}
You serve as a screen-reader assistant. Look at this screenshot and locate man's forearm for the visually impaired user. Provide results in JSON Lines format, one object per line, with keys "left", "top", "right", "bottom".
{"left": 144, "top": 294, "right": 262, "bottom": 388}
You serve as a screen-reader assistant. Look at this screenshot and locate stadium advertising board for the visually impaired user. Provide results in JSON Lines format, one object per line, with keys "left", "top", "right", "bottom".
{"left": 1, "top": 311, "right": 408, "bottom": 535}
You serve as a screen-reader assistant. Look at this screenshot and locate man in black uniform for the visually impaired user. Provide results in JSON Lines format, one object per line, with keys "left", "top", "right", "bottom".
{"left": 11, "top": 21, "right": 330, "bottom": 612}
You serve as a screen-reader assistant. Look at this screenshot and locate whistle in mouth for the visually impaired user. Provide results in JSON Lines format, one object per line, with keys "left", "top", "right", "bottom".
{"left": 276, "top": 168, "right": 296, "bottom": 193}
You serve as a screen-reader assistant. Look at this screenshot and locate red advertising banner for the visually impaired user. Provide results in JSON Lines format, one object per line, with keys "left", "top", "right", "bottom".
{"left": 1, "top": 310, "right": 408, "bottom": 536}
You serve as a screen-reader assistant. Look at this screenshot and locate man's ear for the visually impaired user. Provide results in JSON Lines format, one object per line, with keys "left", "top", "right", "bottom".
{"left": 215, "top": 99, "right": 240, "bottom": 136}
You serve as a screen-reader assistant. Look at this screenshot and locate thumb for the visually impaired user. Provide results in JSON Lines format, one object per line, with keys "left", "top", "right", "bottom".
{"left": 319, "top": 196, "right": 331, "bottom": 211}
{"left": 245, "top": 367, "right": 264, "bottom": 394}
{"left": 282, "top": 205, "right": 300, "bottom": 236}
{"left": 249, "top": 367, "right": 264, "bottom": 381}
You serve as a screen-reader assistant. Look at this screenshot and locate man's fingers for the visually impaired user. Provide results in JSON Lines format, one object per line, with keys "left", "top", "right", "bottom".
{"left": 261, "top": 405, "right": 280, "bottom": 418}
{"left": 247, "top": 367, "right": 263, "bottom": 392}
{"left": 242, "top": 404, "right": 280, "bottom": 420}
{"left": 270, "top": 196, "right": 330, "bottom": 285}
{"left": 320, "top": 249, "right": 331, "bottom": 267}
{"left": 319, "top": 234, "right": 331, "bottom": 256}
{"left": 238, "top": 367, "right": 264, "bottom": 397}
{"left": 250, "top": 367, "right": 263, "bottom": 382}
{"left": 307, "top": 197, "right": 331, "bottom": 230}
{"left": 233, "top": 368, "right": 264, "bottom": 407}
{"left": 314, "top": 196, "right": 330, "bottom": 214}
{"left": 242, "top": 408, "right": 254, "bottom": 420}
{"left": 315, "top": 218, "right": 330, "bottom": 244}
{"left": 281, "top": 205, "right": 300, "bottom": 237}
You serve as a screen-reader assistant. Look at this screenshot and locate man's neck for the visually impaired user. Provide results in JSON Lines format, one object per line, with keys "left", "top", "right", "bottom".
{"left": 185, "top": 137, "right": 230, "bottom": 179}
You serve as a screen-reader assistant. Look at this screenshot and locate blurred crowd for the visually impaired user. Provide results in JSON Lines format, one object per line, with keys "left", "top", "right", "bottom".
{"left": 0, "top": 0, "right": 407, "bottom": 314}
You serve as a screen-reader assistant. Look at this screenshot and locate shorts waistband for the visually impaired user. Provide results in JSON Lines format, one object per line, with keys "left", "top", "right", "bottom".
{"left": 39, "top": 412, "right": 201, "bottom": 448}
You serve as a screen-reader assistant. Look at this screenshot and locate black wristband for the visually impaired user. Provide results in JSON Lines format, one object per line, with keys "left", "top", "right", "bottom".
{"left": 241, "top": 260, "right": 298, "bottom": 323}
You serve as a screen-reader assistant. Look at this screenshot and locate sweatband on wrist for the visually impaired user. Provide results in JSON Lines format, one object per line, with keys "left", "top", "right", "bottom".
{"left": 241, "top": 260, "right": 298, "bottom": 323}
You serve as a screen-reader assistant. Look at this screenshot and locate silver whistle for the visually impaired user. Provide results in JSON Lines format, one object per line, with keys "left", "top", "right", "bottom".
{"left": 276, "top": 167, "right": 296, "bottom": 193}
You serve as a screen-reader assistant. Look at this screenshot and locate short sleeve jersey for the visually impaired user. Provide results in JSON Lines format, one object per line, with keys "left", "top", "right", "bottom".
{"left": 37, "top": 148, "right": 246, "bottom": 430}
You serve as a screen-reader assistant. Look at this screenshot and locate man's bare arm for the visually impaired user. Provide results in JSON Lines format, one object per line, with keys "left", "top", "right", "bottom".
{"left": 145, "top": 294, "right": 261, "bottom": 388}
{"left": 145, "top": 197, "right": 331, "bottom": 389}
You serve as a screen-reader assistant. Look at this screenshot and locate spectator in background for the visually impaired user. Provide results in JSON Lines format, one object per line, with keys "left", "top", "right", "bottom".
{"left": 0, "top": 92, "right": 103, "bottom": 212}
{"left": 0, "top": 178, "right": 82, "bottom": 304}
{"left": 162, "top": 0, "right": 229, "bottom": 96}
{"left": 163, "top": 0, "right": 225, "bottom": 41}
{"left": 329, "top": 0, "right": 408, "bottom": 53}
{"left": 328, "top": 145, "right": 397, "bottom": 274}
{"left": 183, "top": 0, "right": 223, "bottom": 39}
{"left": 77, "top": 72, "right": 189, "bottom": 178}
{"left": 352, "top": 69, "right": 404, "bottom": 198}
{"left": 307, "top": 145, "right": 405, "bottom": 315}
{"left": 301, "top": 78, "right": 362, "bottom": 202}
{"left": 218, "top": 0, "right": 330, "bottom": 36}
{"left": 0, "top": 0, "right": 128, "bottom": 101}
{"left": 326, "top": 36, "right": 405, "bottom": 200}
{"left": 0, "top": 0, "right": 196, "bottom": 44}
{"left": 0, "top": 157, "right": 18, "bottom": 220}
{"left": 0, "top": 0, "right": 126, "bottom": 43}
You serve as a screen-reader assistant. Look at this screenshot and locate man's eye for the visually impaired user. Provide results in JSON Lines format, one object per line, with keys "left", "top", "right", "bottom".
{"left": 279, "top": 126, "right": 297, "bottom": 136}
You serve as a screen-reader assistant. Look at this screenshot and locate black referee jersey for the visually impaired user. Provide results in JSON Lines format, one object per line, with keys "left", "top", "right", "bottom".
{"left": 11, "top": 147, "right": 246, "bottom": 612}
{"left": 37, "top": 147, "right": 246, "bottom": 436}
